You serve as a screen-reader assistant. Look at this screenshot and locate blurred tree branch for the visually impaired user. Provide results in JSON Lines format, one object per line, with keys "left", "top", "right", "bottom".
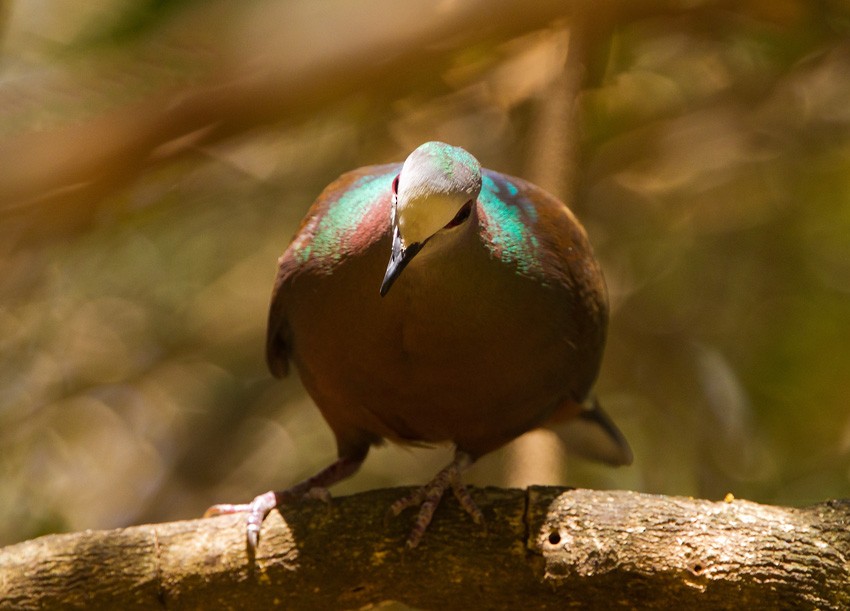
{"left": 0, "top": 0, "right": 744, "bottom": 245}
{"left": 0, "top": 487, "right": 847, "bottom": 610}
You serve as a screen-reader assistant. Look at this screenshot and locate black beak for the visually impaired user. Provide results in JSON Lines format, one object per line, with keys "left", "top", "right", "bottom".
{"left": 380, "top": 223, "right": 422, "bottom": 296}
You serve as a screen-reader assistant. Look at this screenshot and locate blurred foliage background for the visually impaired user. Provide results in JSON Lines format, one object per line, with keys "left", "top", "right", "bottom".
{"left": 1, "top": 0, "right": 849, "bottom": 547}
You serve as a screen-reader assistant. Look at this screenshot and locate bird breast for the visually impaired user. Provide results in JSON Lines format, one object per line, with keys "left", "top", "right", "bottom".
{"left": 286, "top": 216, "right": 602, "bottom": 456}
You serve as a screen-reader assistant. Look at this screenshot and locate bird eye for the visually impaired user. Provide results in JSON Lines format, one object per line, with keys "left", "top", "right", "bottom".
{"left": 392, "top": 174, "right": 399, "bottom": 195}
{"left": 444, "top": 200, "right": 473, "bottom": 229}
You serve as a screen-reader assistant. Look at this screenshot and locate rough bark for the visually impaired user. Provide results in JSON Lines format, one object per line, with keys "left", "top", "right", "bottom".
{"left": 0, "top": 487, "right": 847, "bottom": 610}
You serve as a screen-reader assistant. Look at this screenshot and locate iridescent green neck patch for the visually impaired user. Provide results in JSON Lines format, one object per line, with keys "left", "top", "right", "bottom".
{"left": 291, "top": 169, "right": 397, "bottom": 265}
{"left": 478, "top": 172, "right": 543, "bottom": 278}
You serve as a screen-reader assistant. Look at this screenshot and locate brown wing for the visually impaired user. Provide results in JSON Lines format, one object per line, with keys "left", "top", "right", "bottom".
{"left": 265, "top": 162, "right": 400, "bottom": 378}
{"left": 478, "top": 170, "right": 609, "bottom": 401}
{"left": 266, "top": 265, "right": 294, "bottom": 378}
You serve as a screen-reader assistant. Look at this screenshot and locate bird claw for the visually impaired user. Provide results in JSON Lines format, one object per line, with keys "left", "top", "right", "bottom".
{"left": 387, "top": 452, "right": 483, "bottom": 548}
{"left": 203, "top": 502, "right": 251, "bottom": 518}
{"left": 452, "top": 482, "right": 484, "bottom": 525}
{"left": 388, "top": 487, "right": 428, "bottom": 517}
{"left": 203, "top": 490, "right": 279, "bottom": 552}
{"left": 212, "top": 488, "right": 328, "bottom": 551}
{"left": 201, "top": 454, "right": 364, "bottom": 552}
{"left": 246, "top": 523, "right": 261, "bottom": 551}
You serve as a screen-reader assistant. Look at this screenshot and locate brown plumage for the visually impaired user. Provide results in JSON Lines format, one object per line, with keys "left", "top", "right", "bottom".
{"left": 206, "top": 142, "right": 631, "bottom": 549}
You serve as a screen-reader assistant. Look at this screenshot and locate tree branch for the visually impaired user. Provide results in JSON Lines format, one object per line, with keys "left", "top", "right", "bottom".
{"left": 1, "top": 488, "right": 847, "bottom": 609}
{"left": 0, "top": 0, "right": 737, "bottom": 244}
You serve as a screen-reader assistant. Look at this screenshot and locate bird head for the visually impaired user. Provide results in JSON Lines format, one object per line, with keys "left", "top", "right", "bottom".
{"left": 380, "top": 142, "right": 482, "bottom": 296}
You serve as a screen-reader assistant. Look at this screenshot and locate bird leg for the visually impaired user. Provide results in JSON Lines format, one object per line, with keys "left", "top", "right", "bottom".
{"left": 204, "top": 453, "right": 364, "bottom": 550}
{"left": 388, "top": 450, "right": 484, "bottom": 548}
